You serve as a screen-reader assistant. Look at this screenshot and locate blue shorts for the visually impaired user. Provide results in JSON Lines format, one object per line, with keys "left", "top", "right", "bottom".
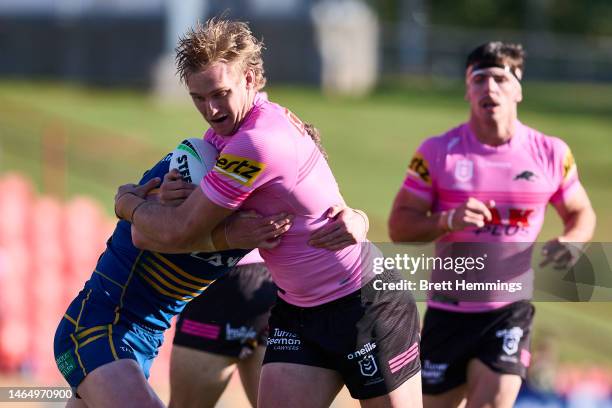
{"left": 53, "top": 286, "right": 164, "bottom": 389}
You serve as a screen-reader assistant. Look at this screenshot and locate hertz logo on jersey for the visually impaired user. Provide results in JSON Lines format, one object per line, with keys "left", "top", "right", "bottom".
{"left": 407, "top": 152, "right": 431, "bottom": 185}
{"left": 214, "top": 154, "right": 265, "bottom": 186}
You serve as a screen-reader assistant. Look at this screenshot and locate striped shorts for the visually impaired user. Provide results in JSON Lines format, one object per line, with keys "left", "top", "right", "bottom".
{"left": 54, "top": 285, "right": 164, "bottom": 389}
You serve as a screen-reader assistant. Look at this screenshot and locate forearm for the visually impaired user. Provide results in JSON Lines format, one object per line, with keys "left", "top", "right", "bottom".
{"left": 560, "top": 206, "right": 596, "bottom": 242}
{"left": 130, "top": 222, "right": 227, "bottom": 253}
{"left": 388, "top": 208, "right": 451, "bottom": 243}
{"left": 121, "top": 193, "right": 216, "bottom": 252}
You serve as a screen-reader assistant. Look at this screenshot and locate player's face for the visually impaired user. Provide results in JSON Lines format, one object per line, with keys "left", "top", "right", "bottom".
{"left": 465, "top": 66, "right": 522, "bottom": 123}
{"left": 186, "top": 62, "right": 256, "bottom": 136}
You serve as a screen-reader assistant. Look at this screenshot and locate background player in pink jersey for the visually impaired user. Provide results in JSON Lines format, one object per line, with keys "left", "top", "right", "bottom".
{"left": 388, "top": 41, "right": 596, "bottom": 408}
{"left": 115, "top": 18, "right": 422, "bottom": 408}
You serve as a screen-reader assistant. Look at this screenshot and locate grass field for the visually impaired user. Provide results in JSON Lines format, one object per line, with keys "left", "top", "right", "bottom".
{"left": 0, "top": 78, "right": 611, "bottom": 366}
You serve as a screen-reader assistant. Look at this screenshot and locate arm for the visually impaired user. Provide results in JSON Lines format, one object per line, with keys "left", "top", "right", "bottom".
{"left": 116, "top": 181, "right": 292, "bottom": 253}
{"left": 128, "top": 169, "right": 221, "bottom": 252}
{"left": 308, "top": 205, "right": 370, "bottom": 250}
{"left": 541, "top": 185, "right": 596, "bottom": 269}
{"left": 388, "top": 188, "right": 494, "bottom": 243}
{"left": 388, "top": 188, "right": 446, "bottom": 242}
{"left": 117, "top": 181, "right": 232, "bottom": 252}
{"left": 550, "top": 184, "right": 596, "bottom": 242}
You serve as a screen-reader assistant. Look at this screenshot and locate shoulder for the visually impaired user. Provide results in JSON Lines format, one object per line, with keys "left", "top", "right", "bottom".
{"left": 418, "top": 123, "right": 466, "bottom": 156}
{"left": 248, "top": 99, "right": 297, "bottom": 137}
{"left": 521, "top": 124, "right": 577, "bottom": 183}
{"left": 522, "top": 124, "right": 572, "bottom": 159}
{"left": 226, "top": 102, "right": 301, "bottom": 156}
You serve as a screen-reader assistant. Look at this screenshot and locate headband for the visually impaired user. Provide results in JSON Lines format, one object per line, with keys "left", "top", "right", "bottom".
{"left": 468, "top": 62, "right": 522, "bottom": 82}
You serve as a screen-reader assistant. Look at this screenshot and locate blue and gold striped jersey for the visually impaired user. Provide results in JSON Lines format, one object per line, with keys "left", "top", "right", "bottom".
{"left": 85, "top": 154, "right": 250, "bottom": 331}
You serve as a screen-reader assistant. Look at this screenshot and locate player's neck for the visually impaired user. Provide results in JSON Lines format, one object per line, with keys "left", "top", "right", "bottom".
{"left": 233, "top": 90, "right": 258, "bottom": 134}
{"left": 469, "top": 115, "right": 517, "bottom": 147}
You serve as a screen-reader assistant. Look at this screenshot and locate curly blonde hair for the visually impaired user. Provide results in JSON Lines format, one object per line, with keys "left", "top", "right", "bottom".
{"left": 176, "top": 18, "right": 266, "bottom": 90}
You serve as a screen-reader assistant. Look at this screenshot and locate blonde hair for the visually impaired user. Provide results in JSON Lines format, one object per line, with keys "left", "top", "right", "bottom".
{"left": 175, "top": 18, "right": 266, "bottom": 90}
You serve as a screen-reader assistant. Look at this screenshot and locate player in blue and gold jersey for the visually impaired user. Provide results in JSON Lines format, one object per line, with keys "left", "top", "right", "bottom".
{"left": 54, "top": 152, "right": 365, "bottom": 408}
{"left": 53, "top": 153, "right": 290, "bottom": 407}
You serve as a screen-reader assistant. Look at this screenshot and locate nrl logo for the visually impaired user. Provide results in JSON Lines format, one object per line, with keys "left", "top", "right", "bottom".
{"left": 454, "top": 159, "right": 473, "bottom": 182}
{"left": 496, "top": 327, "right": 524, "bottom": 355}
{"left": 358, "top": 355, "right": 379, "bottom": 377}
{"left": 514, "top": 170, "right": 537, "bottom": 181}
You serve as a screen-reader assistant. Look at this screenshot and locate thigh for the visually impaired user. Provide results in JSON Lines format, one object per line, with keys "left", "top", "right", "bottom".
{"left": 54, "top": 289, "right": 161, "bottom": 390}
{"left": 423, "top": 387, "right": 467, "bottom": 408}
{"left": 477, "top": 301, "right": 535, "bottom": 379}
{"left": 263, "top": 299, "right": 333, "bottom": 370}
{"left": 77, "top": 359, "right": 164, "bottom": 408}
{"left": 258, "top": 363, "right": 343, "bottom": 408}
{"left": 420, "top": 308, "right": 473, "bottom": 396}
{"left": 466, "top": 359, "right": 521, "bottom": 408}
{"left": 237, "top": 345, "right": 267, "bottom": 407}
{"left": 360, "top": 372, "right": 423, "bottom": 408}
{"left": 168, "top": 345, "right": 237, "bottom": 408}
{"left": 65, "top": 396, "right": 88, "bottom": 408}
{"left": 338, "top": 272, "right": 421, "bottom": 401}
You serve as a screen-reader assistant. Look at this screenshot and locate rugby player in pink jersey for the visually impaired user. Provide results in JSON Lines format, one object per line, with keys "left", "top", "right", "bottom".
{"left": 115, "top": 18, "right": 422, "bottom": 408}
{"left": 388, "top": 42, "right": 596, "bottom": 408}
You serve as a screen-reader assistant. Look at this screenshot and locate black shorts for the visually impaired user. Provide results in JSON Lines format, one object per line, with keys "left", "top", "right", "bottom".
{"left": 173, "top": 263, "right": 276, "bottom": 359}
{"left": 420, "top": 301, "right": 535, "bottom": 395}
{"left": 262, "top": 269, "right": 421, "bottom": 400}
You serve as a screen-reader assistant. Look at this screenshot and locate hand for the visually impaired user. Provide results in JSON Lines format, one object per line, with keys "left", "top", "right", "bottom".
{"left": 449, "top": 198, "right": 495, "bottom": 231}
{"left": 114, "top": 178, "right": 160, "bottom": 220}
{"left": 159, "top": 169, "right": 197, "bottom": 206}
{"left": 225, "top": 211, "right": 294, "bottom": 250}
{"left": 540, "top": 238, "right": 583, "bottom": 270}
{"left": 308, "top": 205, "right": 368, "bottom": 250}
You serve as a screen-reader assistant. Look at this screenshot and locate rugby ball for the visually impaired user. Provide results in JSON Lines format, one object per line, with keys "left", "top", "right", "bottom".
{"left": 169, "top": 138, "right": 218, "bottom": 184}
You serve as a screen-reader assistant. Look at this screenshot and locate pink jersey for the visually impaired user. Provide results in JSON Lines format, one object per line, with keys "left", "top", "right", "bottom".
{"left": 403, "top": 121, "right": 581, "bottom": 312}
{"left": 202, "top": 93, "right": 377, "bottom": 307}
{"left": 237, "top": 249, "right": 264, "bottom": 266}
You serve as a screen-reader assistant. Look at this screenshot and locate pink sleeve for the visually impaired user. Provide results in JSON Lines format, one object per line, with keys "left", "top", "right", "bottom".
{"left": 549, "top": 138, "right": 581, "bottom": 204}
{"left": 201, "top": 131, "right": 277, "bottom": 209}
{"left": 401, "top": 137, "right": 439, "bottom": 204}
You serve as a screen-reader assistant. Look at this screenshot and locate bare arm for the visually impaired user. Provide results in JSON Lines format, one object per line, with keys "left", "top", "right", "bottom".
{"left": 116, "top": 181, "right": 291, "bottom": 253}
{"left": 550, "top": 184, "right": 596, "bottom": 242}
{"left": 388, "top": 188, "right": 447, "bottom": 242}
{"left": 540, "top": 185, "right": 596, "bottom": 269}
{"left": 388, "top": 188, "right": 494, "bottom": 243}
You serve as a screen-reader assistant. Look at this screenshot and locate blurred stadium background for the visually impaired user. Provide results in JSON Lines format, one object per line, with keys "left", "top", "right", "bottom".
{"left": 1, "top": 0, "right": 611, "bottom": 407}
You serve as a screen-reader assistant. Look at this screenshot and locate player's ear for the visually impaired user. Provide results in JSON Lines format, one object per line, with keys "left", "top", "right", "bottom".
{"left": 244, "top": 68, "right": 256, "bottom": 89}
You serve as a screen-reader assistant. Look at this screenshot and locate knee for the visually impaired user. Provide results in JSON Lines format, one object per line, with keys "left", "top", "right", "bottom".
{"left": 135, "top": 392, "right": 164, "bottom": 408}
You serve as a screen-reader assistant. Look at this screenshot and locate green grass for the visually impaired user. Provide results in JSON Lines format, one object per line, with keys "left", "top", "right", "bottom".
{"left": 1, "top": 78, "right": 611, "bottom": 365}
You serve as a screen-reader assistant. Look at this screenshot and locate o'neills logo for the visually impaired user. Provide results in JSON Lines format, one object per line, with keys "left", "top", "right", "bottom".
{"left": 214, "top": 154, "right": 265, "bottom": 186}
{"left": 347, "top": 342, "right": 377, "bottom": 360}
